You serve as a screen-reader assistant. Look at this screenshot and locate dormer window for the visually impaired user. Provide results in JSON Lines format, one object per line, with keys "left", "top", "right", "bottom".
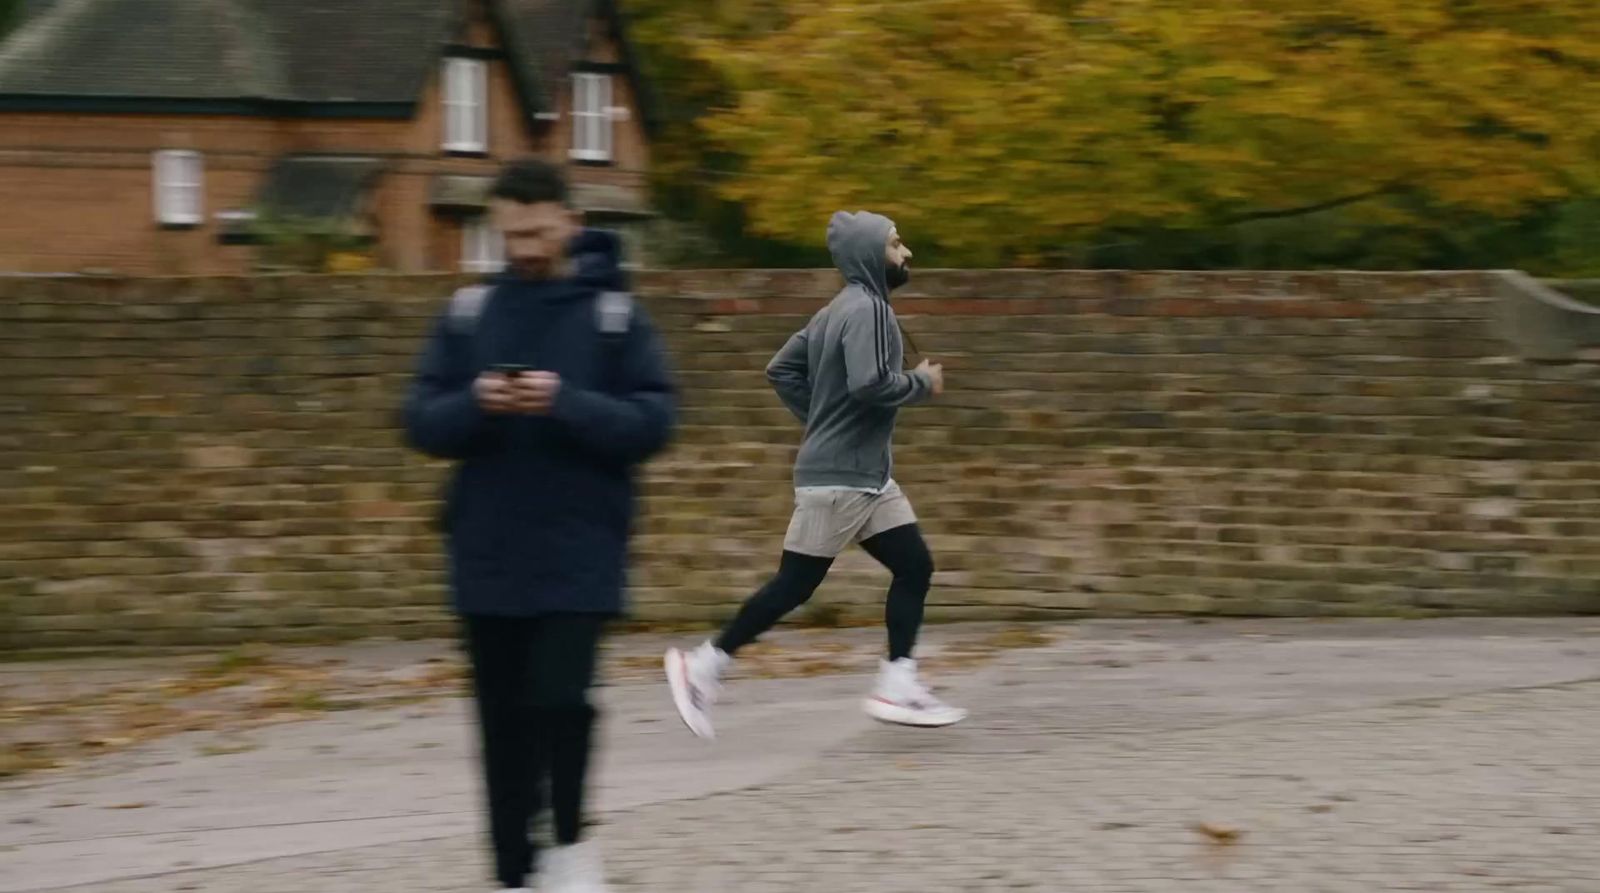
{"left": 570, "top": 72, "right": 613, "bottom": 163}
{"left": 443, "top": 57, "right": 488, "bottom": 153}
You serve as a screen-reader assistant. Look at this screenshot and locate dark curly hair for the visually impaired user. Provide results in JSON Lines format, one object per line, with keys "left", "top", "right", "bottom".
{"left": 489, "top": 158, "right": 569, "bottom": 205}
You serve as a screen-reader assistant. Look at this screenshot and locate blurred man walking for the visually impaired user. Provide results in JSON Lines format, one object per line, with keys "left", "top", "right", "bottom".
{"left": 666, "top": 210, "right": 965, "bottom": 739}
{"left": 405, "top": 160, "right": 675, "bottom": 892}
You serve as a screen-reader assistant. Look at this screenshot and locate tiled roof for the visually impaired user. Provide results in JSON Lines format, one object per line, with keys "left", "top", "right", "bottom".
{"left": 0, "top": 1, "right": 650, "bottom": 129}
{"left": 0, "top": 0, "right": 451, "bottom": 103}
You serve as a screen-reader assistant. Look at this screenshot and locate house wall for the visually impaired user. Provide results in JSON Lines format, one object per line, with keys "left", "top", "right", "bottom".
{"left": 0, "top": 114, "right": 276, "bottom": 274}
{"left": 389, "top": 30, "right": 544, "bottom": 273}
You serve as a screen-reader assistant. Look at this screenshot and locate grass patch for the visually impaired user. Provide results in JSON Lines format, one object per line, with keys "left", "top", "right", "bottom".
{"left": 289, "top": 691, "right": 333, "bottom": 712}
{"left": 976, "top": 625, "right": 1060, "bottom": 650}
{"left": 196, "top": 738, "right": 259, "bottom": 757}
{"left": 200, "top": 645, "right": 274, "bottom": 677}
{"left": 0, "top": 746, "right": 59, "bottom": 777}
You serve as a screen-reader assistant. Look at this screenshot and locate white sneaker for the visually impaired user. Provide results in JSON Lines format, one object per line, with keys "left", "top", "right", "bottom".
{"left": 863, "top": 658, "right": 968, "bottom": 727}
{"left": 665, "top": 641, "right": 728, "bottom": 739}
{"left": 539, "top": 841, "right": 610, "bottom": 893}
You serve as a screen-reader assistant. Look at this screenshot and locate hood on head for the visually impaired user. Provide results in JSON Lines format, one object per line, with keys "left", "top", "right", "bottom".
{"left": 568, "top": 228, "right": 627, "bottom": 291}
{"left": 827, "top": 210, "right": 894, "bottom": 299}
{"left": 484, "top": 228, "right": 626, "bottom": 300}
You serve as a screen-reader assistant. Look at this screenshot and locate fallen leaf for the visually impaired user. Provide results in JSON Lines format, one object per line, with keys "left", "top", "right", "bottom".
{"left": 1192, "top": 822, "right": 1243, "bottom": 844}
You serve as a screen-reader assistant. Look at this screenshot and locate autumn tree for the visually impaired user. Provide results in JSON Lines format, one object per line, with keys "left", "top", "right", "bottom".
{"left": 633, "top": 0, "right": 1600, "bottom": 270}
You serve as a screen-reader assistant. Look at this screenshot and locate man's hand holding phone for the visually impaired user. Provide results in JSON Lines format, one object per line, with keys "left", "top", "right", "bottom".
{"left": 474, "top": 367, "right": 520, "bottom": 415}
{"left": 477, "top": 365, "right": 560, "bottom": 415}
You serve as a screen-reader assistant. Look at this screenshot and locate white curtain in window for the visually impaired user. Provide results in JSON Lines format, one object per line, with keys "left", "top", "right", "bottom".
{"left": 152, "top": 150, "right": 203, "bottom": 225}
{"left": 443, "top": 58, "right": 488, "bottom": 151}
{"left": 461, "top": 217, "right": 505, "bottom": 273}
{"left": 570, "top": 73, "right": 613, "bottom": 162}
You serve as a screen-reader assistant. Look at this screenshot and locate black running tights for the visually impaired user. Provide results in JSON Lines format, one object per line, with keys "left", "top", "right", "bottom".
{"left": 715, "top": 523, "right": 933, "bottom": 661}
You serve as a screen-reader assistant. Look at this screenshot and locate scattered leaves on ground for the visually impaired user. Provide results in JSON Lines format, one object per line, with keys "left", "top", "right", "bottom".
{"left": 1, "top": 623, "right": 1069, "bottom": 780}
{"left": 0, "top": 647, "right": 473, "bottom": 781}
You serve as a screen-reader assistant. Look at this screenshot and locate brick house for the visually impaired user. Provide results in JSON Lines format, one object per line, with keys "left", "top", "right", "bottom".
{"left": 0, "top": 0, "right": 655, "bottom": 275}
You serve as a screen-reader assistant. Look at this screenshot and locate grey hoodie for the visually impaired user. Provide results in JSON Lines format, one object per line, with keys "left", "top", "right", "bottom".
{"left": 766, "top": 210, "right": 935, "bottom": 490}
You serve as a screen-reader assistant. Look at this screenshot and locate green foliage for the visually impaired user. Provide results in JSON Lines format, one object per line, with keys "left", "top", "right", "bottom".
{"left": 250, "top": 213, "right": 373, "bottom": 273}
{"left": 0, "top": 0, "right": 24, "bottom": 37}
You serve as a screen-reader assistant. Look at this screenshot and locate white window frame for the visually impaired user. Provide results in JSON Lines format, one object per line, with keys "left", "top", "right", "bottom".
{"left": 570, "top": 72, "right": 614, "bottom": 163}
{"left": 461, "top": 216, "right": 505, "bottom": 274}
{"left": 152, "top": 150, "right": 203, "bottom": 226}
{"left": 442, "top": 57, "right": 489, "bottom": 153}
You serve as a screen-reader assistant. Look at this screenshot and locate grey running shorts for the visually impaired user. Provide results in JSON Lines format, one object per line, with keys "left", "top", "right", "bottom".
{"left": 782, "top": 480, "right": 918, "bottom": 558}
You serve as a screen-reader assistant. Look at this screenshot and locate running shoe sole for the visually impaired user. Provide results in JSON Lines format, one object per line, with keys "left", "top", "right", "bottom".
{"left": 665, "top": 649, "right": 715, "bottom": 739}
{"left": 863, "top": 696, "right": 968, "bottom": 728}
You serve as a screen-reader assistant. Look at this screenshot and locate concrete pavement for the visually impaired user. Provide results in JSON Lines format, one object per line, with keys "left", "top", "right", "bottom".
{"left": 4, "top": 619, "right": 1600, "bottom": 892}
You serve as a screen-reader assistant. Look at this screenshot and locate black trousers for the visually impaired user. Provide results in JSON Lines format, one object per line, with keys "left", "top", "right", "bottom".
{"left": 463, "top": 612, "right": 605, "bottom": 889}
{"left": 716, "top": 523, "right": 934, "bottom": 660}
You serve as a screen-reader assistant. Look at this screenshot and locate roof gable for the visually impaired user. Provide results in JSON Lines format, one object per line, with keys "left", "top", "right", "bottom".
{"left": 496, "top": 0, "right": 656, "bottom": 130}
{"left": 495, "top": 0, "right": 593, "bottom": 114}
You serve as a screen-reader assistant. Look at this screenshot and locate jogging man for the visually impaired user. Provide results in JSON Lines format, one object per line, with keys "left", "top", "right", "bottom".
{"left": 405, "top": 159, "right": 675, "bottom": 892}
{"left": 665, "top": 210, "right": 966, "bottom": 738}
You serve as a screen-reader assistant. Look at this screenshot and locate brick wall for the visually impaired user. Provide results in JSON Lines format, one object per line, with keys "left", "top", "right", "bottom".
{"left": 2, "top": 271, "right": 1599, "bottom": 650}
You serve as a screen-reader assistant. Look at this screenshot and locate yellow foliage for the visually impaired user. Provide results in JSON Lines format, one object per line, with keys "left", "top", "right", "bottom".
{"left": 645, "top": 0, "right": 1600, "bottom": 265}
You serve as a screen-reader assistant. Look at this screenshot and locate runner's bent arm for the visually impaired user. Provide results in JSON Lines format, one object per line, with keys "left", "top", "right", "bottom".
{"left": 766, "top": 330, "right": 812, "bottom": 422}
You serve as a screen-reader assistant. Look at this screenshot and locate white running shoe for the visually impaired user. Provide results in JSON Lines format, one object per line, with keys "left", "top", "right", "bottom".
{"left": 665, "top": 641, "right": 728, "bottom": 739}
{"left": 539, "top": 841, "right": 610, "bottom": 893}
{"left": 863, "top": 658, "right": 968, "bottom": 727}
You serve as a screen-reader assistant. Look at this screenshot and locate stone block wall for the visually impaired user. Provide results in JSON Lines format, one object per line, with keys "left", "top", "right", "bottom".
{"left": 2, "top": 271, "right": 1598, "bottom": 649}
